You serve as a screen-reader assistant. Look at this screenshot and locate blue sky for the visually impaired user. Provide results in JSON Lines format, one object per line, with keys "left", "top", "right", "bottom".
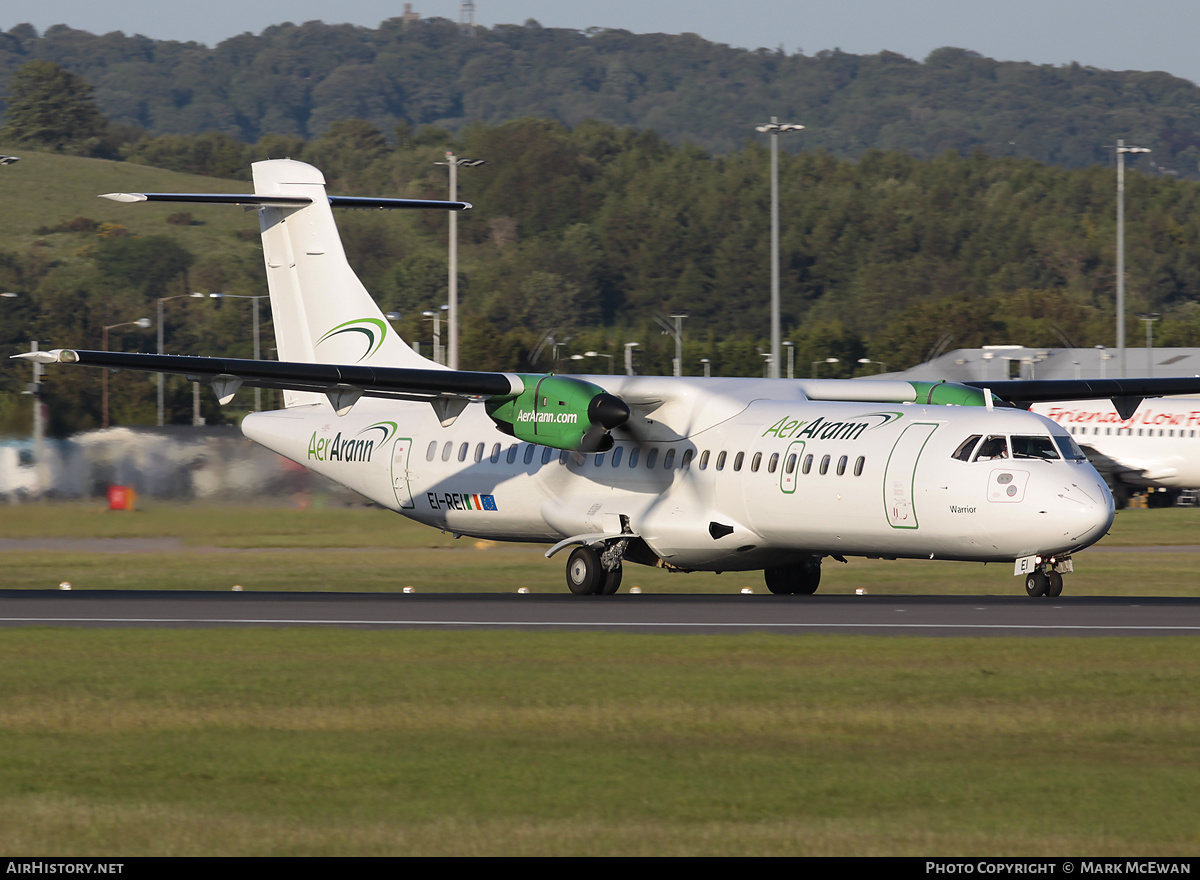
{"left": 9, "top": 1, "right": 1200, "bottom": 86}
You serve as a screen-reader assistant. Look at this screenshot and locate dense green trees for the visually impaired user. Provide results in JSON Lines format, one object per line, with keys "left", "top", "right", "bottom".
{"left": 0, "top": 60, "right": 111, "bottom": 155}
{"left": 3, "top": 20, "right": 1200, "bottom": 177}
{"left": 3, "top": 113, "right": 1200, "bottom": 434}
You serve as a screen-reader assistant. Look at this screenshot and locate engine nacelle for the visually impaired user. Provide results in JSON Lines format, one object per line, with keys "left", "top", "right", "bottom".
{"left": 486, "top": 375, "right": 631, "bottom": 453}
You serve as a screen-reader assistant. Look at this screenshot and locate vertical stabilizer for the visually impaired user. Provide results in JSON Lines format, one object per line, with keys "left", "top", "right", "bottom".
{"left": 251, "top": 159, "right": 446, "bottom": 407}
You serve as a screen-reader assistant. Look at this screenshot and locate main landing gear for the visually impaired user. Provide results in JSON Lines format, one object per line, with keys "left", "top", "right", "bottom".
{"left": 565, "top": 544, "right": 623, "bottom": 596}
{"left": 764, "top": 555, "right": 822, "bottom": 595}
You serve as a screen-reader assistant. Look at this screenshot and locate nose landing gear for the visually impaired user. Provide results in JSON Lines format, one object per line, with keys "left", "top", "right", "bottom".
{"left": 1025, "top": 568, "right": 1063, "bottom": 598}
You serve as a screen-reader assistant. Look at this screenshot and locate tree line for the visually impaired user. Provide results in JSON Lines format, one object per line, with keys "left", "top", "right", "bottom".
{"left": 2, "top": 67, "right": 1200, "bottom": 435}
{"left": 1, "top": 18, "right": 1199, "bottom": 177}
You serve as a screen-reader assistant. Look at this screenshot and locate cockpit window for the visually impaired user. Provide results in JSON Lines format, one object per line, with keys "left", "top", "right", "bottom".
{"left": 952, "top": 435, "right": 982, "bottom": 462}
{"left": 1011, "top": 435, "right": 1060, "bottom": 460}
{"left": 972, "top": 435, "right": 1009, "bottom": 461}
{"left": 1052, "top": 434, "right": 1087, "bottom": 461}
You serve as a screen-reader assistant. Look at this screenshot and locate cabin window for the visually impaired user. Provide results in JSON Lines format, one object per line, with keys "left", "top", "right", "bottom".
{"left": 458, "top": 442, "right": 469, "bottom": 462}
{"left": 629, "top": 447, "right": 641, "bottom": 468}
{"left": 785, "top": 453, "right": 797, "bottom": 474}
{"left": 594, "top": 453, "right": 605, "bottom": 467}
{"left": 646, "top": 448, "right": 659, "bottom": 469}
{"left": 733, "top": 451, "right": 744, "bottom": 472}
{"left": 714, "top": 451, "right": 726, "bottom": 471}
{"left": 664, "top": 448, "right": 676, "bottom": 469}
{"left": 972, "top": 435, "right": 1009, "bottom": 461}
{"left": 768, "top": 453, "right": 779, "bottom": 473}
{"left": 442, "top": 441, "right": 453, "bottom": 462}
{"left": 611, "top": 447, "right": 624, "bottom": 467}
{"left": 541, "top": 447, "right": 554, "bottom": 464}
{"left": 952, "top": 435, "right": 981, "bottom": 462}
{"left": 751, "top": 452, "right": 762, "bottom": 472}
{"left": 474, "top": 443, "right": 485, "bottom": 463}
{"left": 802, "top": 454, "right": 813, "bottom": 475}
{"left": 1011, "top": 435, "right": 1060, "bottom": 460}
{"left": 427, "top": 440, "right": 438, "bottom": 461}
{"left": 681, "top": 450, "right": 694, "bottom": 469}
{"left": 560, "top": 450, "right": 570, "bottom": 465}
{"left": 837, "top": 455, "right": 848, "bottom": 476}
{"left": 507, "top": 444, "right": 519, "bottom": 464}
{"left": 698, "top": 450, "right": 709, "bottom": 470}
{"left": 490, "top": 443, "right": 501, "bottom": 463}
{"left": 854, "top": 456, "right": 865, "bottom": 476}
{"left": 819, "top": 454, "right": 830, "bottom": 475}
{"left": 523, "top": 445, "right": 536, "bottom": 465}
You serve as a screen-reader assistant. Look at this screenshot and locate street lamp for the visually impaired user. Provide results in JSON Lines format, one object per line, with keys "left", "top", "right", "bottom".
{"left": 782, "top": 341, "right": 795, "bottom": 380}
{"left": 422, "top": 305, "right": 450, "bottom": 365}
{"left": 754, "top": 117, "right": 805, "bottom": 379}
{"left": 434, "top": 152, "right": 486, "bottom": 371}
{"left": 578, "top": 350, "right": 614, "bottom": 373}
{"left": 1137, "top": 312, "right": 1161, "bottom": 378}
{"left": 155, "top": 293, "right": 207, "bottom": 425}
{"left": 101, "top": 318, "right": 152, "bottom": 429}
{"left": 811, "top": 357, "right": 838, "bottom": 379}
{"left": 1114, "top": 140, "right": 1151, "bottom": 378}
{"left": 857, "top": 357, "right": 887, "bottom": 374}
{"left": 655, "top": 313, "right": 688, "bottom": 377}
{"left": 207, "top": 293, "right": 268, "bottom": 411}
{"left": 624, "top": 342, "right": 639, "bottom": 376}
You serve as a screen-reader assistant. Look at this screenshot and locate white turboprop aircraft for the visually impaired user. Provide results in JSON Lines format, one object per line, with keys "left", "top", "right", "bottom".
{"left": 1030, "top": 399, "right": 1200, "bottom": 507}
{"left": 16, "top": 160, "right": 1200, "bottom": 597}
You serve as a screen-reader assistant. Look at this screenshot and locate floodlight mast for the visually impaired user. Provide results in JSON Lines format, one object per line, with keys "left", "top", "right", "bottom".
{"left": 754, "top": 118, "right": 805, "bottom": 379}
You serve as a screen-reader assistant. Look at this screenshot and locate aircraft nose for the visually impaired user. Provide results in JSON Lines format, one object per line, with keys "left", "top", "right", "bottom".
{"left": 1053, "top": 477, "right": 1115, "bottom": 550}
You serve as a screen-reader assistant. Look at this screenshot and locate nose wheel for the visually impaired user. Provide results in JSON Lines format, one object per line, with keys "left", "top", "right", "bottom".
{"left": 1025, "top": 569, "right": 1064, "bottom": 598}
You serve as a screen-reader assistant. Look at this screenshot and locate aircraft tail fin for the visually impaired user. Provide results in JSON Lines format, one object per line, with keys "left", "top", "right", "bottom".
{"left": 101, "top": 159, "right": 469, "bottom": 409}
{"left": 251, "top": 160, "right": 447, "bottom": 406}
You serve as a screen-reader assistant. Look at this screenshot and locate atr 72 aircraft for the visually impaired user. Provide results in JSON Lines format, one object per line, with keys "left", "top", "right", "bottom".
{"left": 16, "top": 160, "right": 1200, "bottom": 598}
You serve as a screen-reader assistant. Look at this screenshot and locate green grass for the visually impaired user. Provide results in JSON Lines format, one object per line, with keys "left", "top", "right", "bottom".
{"left": 0, "top": 149, "right": 259, "bottom": 263}
{"left": 0, "top": 629, "right": 1196, "bottom": 856}
{"left": 1, "top": 502, "right": 1198, "bottom": 595}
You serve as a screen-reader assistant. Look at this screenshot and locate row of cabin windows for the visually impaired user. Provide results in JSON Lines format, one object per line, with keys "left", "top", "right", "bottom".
{"left": 1067, "top": 425, "right": 1198, "bottom": 439}
{"left": 424, "top": 440, "right": 867, "bottom": 477}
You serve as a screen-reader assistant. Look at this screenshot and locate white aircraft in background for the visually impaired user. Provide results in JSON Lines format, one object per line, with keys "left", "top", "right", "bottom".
{"left": 1030, "top": 399, "right": 1200, "bottom": 507}
{"left": 16, "top": 160, "right": 1200, "bottom": 598}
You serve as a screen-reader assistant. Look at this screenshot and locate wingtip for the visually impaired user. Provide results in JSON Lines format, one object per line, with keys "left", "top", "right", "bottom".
{"left": 98, "top": 192, "right": 148, "bottom": 203}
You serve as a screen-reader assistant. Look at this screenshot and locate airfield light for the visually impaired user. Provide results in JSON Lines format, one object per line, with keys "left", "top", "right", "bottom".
{"left": 1113, "top": 140, "right": 1151, "bottom": 378}
{"left": 101, "top": 318, "right": 152, "bottom": 429}
{"left": 754, "top": 118, "right": 805, "bottom": 379}
{"left": 156, "top": 294, "right": 211, "bottom": 425}
{"left": 434, "top": 152, "right": 488, "bottom": 371}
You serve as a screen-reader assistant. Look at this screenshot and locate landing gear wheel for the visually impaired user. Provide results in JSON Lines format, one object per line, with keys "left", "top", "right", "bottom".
{"left": 566, "top": 545, "right": 604, "bottom": 595}
{"left": 1046, "top": 571, "right": 1063, "bottom": 598}
{"left": 764, "top": 556, "right": 822, "bottom": 595}
{"left": 1025, "top": 571, "right": 1049, "bottom": 598}
{"left": 597, "top": 565, "right": 623, "bottom": 596}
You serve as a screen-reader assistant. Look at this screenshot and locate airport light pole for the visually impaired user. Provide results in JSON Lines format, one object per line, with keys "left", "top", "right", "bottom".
{"left": 102, "top": 318, "right": 152, "bottom": 429}
{"left": 1137, "top": 312, "right": 1161, "bottom": 378}
{"left": 156, "top": 293, "right": 206, "bottom": 425}
{"left": 700, "top": 357, "right": 711, "bottom": 378}
{"left": 811, "top": 357, "right": 838, "bottom": 379}
{"left": 207, "top": 293, "right": 268, "bottom": 411}
{"left": 857, "top": 357, "right": 887, "bottom": 374}
{"left": 624, "top": 342, "right": 640, "bottom": 376}
{"left": 422, "top": 306, "right": 449, "bottom": 365}
{"left": 1114, "top": 140, "right": 1151, "bottom": 378}
{"left": 782, "top": 341, "right": 795, "bottom": 380}
{"left": 434, "top": 152, "right": 486, "bottom": 371}
{"left": 754, "top": 118, "right": 804, "bottom": 379}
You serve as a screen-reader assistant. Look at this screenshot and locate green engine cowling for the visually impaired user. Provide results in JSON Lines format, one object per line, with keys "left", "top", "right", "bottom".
{"left": 909, "top": 381, "right": 995, "bottom": 407}
{"left": 485, "top": 374, "right": 631, "bottom": 453}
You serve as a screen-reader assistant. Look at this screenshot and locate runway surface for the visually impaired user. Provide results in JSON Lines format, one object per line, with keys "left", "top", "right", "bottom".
{"left": 2, "top": 590, "right": 1199, "bottom": 636}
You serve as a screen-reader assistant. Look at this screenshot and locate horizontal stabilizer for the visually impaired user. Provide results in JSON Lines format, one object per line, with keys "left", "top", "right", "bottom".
{"left": 99, "top": 192, "right": 471, "bottom": 211}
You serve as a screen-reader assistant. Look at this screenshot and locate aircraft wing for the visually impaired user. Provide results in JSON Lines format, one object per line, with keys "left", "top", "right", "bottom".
{"left": 12, "top": 348, "right": 631, "bottom": 452}
{"left": 964, "top": 377, "right": 1200, "bottom": 419}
